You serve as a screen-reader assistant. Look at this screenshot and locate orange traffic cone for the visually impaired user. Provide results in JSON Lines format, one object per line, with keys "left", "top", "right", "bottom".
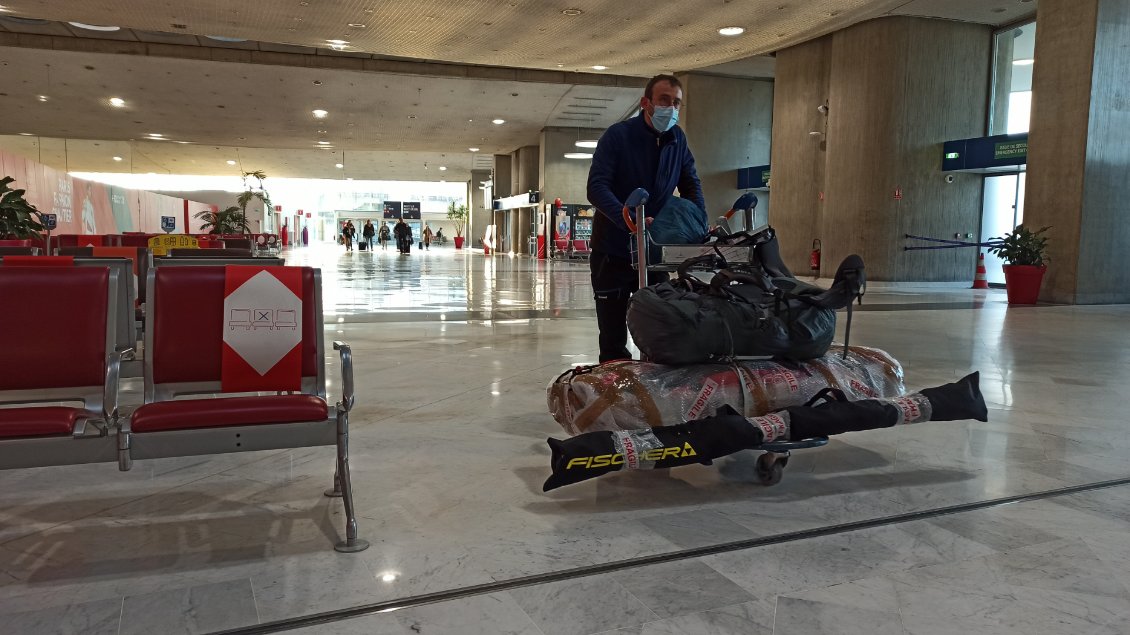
{"left": 972, "top": 252, "right": 989, "bottom": 289}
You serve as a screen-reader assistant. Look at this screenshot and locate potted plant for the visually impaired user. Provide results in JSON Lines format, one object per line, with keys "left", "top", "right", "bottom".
{"left": 447, "top": 201, "right": 469, "bottom": 249}
{"left": 987, "top": 224, "right": 1050, "bottom": 304}
{"left": 0, "top": 176, "right": 46, "bottom": 240}
{"left": 194, "top": 205, "right": 250, "bottom": 235}
{"left": 234, "top": 170, "right": 272, "bottom": 236}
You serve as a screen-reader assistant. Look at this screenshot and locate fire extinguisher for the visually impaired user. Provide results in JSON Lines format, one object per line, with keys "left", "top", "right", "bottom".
{"left": 810, "top": 239, "right": 822, "bottom": 275}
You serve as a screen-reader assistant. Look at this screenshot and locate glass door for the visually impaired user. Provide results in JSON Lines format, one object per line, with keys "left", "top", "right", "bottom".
{"left": 980, "top": 172, "right": 1025, "bottom": 284}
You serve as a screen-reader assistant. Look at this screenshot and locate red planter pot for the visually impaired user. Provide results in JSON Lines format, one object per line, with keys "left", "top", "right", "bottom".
{"left": 1002, "top": 264, "right": 1047, "bottom": 304}
{"left": 454, "top": 236, "right": 465, "bottom": 249}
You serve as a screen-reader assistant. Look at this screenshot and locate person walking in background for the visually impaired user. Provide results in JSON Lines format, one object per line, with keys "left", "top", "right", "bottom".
{"left": 422, "top": 223, "right": 433, "bottom": 250}
{"left": 378, "top": 222, "right": 391, "bottom": 250}
{"left": 394, "top": 218, "right": 408, "bottom": 254}
{"left": 362, "top": 220, "right": 375, "bottom": 251}
{"left": 347, "top": 221, "right": 357, "bottom": 251}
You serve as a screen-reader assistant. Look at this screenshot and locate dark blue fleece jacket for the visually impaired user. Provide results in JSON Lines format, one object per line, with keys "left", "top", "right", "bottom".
{"left": 586, "top": 114, "right": 705, "bottom": 259}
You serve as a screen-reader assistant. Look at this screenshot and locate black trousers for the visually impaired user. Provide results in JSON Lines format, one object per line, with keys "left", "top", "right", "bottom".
{"left": 589, "top": 251, "right": 668, "bottom": 363}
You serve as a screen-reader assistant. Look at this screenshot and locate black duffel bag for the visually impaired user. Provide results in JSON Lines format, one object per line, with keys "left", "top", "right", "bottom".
{"left": 627, "top": 254, "right": 864, "bottom": 364}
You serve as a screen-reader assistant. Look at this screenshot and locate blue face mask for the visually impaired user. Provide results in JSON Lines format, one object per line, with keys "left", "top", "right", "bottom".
{"left": 650, "top": 105, "right": 678, "bottom": 132}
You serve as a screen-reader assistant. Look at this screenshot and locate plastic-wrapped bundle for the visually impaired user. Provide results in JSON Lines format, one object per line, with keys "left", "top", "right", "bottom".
{"left": 543, "top": 372, "right": 988, "bottom": 491}
{"left": 547, "top": 346, "right": 904, "bottom": 437}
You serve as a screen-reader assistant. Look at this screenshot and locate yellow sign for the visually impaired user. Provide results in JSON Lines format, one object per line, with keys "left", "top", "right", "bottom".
{"left": 148, "top": 234, "right": 199, "bottom": 256}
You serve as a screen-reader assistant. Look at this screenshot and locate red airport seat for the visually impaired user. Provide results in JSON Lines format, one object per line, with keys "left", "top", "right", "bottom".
{"left": 571, "top": 239, "right": 591, "bottom": 258}
{"left": 0, "top": 267, "right": 126, "bottom": 455}
{"left": 123, "top": 265, "right": 366, "bottom": 552}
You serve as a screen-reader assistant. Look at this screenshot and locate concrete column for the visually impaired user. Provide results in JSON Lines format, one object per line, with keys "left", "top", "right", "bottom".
{"left": 509, "top": 151, "right": 521, "bottom": 197}
{"left": 493, "top": 154, "right": 512, "bottom": 199}
{"left": 513, "top": 145, "right": 538, "bottom": 254}
{"left": 492, "top": 154, "right": 512, "bottom": 250}
{"left": 516, "top": 145, "right": 539, "bottom": 194}
{"left": 676, "top": 73, "right": 774, "bottom": 230}
{"left": 467, "top": 169, "right": 491, "bottom": 244}
{"left": 768, "top": 35, "right": 833, "bottom": 270}
{"left": 771, "top": 17, "right": 990, "bottom": 280}
{"left": 1025, "top": 0, "right": 1130, "bottom": 303}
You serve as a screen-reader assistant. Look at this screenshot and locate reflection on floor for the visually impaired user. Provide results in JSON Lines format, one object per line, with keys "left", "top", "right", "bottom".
{"left": 3, "top": 242, "right": 1130, "bottom": 634}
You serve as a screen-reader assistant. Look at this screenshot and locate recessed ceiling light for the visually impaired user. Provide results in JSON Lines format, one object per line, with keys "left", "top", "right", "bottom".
{"left": 326, "top": 39, "right": 349, "bottom": 45}
{"left": 562, "top": 8, "right": 583, "bottom": 15}
{"left": 335, "top": 163, "right": 344, "bottom": 168}
{"left": 317, "top": 140, "right": 331, "bottom": 145}
{"left": 227, "top": 160, "right": 237, "bottom": 165}
{"left": 408, "top": 115, "right": 417, "bottom": 119}
{"left": 564, "top": 152, "right": 593, "bottom": 159}
{"left": 348, "top": 23, "right": 366, "bottom": 28}
{"left": 1013, "top": 58, "right": 1035, "bottom": 66}
{"left": 312, "top": 109, "right": 329, "bottom": 118}
{"left": 591, "top": 65, "right": 607, "bottom": 71}
{"left": 112, "top": 156, "right": 123, "bottom": 161}
{"left": 575, "top": 140, "right": 598, "bottom": 149}
{"left": 718, "top": 26, "right": 745, "bottom": 36}
{"left": 469, "top": 147, "right": 480, "bottom": 152}
{"left": 68, "top": 22, "right": 121, "bottom": 31}
{"left": 439, "top": 166, "right": 447, "bottom": 171}
{"left": 492, "top": 118, "right": 505, "bottom": 124}
{"left": 148, "top": 133, "right": 163, "bottom": 137}
{"left": 36, "top": 95, "right": 49, "bottom": 102}
{"left": 108, "top": 97, "right": 126, "bottom": 107}
{"left": 17, "top": 132, "right": 33, "bottom": 136}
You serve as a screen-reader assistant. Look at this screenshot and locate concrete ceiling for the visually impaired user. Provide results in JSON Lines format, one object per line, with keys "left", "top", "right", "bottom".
{"left": 3, "top": 0, "right": 1037, "bottom": 77}
{"left": 0, "top": 0, "right": 1036, "bottom": 181}
{"left": 0, "top": 44, "right": 639, "bottom": 180}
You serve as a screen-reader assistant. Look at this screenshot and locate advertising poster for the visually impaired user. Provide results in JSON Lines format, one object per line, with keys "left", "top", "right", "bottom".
{"left": 0, "top": 149, "right": 207, "bottom": 235}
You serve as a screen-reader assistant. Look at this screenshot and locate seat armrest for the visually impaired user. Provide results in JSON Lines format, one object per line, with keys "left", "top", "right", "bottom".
{"left": 104, "top": 347, "right": 135, "bottom": 423}
{"left": 333, "top": 341, "right": 354, "bottom": 412}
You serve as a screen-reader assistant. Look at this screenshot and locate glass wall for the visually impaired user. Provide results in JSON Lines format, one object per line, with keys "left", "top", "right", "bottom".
{"left": 990, "top": 22, "right": 1037, "bottom": 135}
{"left": 981, "top": 20, "right": 1035, "bottom": 284}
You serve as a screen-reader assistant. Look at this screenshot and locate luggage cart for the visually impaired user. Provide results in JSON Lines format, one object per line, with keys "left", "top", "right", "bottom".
{"left": 620, "top": 187, "right": 829, "bottom": 486}
{"left": 622, "top": 189, "right": 764, "bottom": 290}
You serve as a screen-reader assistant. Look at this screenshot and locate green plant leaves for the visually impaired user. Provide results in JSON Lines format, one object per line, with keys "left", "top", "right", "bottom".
{"left": 986, "top": 224, "right": 1051, "bottom": 267}
{"left": 0, "top": 176, "right": 46, "bottom": 239}
{"left": 446, "top": 201, "right": 468, "bottom": 236}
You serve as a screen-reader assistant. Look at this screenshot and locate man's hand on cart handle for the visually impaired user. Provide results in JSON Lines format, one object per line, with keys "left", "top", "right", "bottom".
{"left": 621, "top": 206, "right": 655, "bottom": 232}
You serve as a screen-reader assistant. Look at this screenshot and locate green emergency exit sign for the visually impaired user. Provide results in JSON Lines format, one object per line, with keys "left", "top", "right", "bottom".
{"left": 994, "top": 141, "right": 1028, "bottom": 160}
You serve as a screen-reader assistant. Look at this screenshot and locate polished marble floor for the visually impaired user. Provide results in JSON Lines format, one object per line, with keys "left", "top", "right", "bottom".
{"left": 3, "top": 242, "right": 1130, "bottom": 634}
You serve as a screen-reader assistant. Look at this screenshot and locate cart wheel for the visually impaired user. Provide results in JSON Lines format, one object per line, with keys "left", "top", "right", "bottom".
{"left": 756, "top": 454, "right": 785, "bottom": 486}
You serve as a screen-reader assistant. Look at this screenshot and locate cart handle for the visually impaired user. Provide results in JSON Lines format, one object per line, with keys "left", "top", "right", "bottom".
{"left": 722, "top": 192, "right": 759, "bottom": 220}
{"left": 622, "top": 205, "right": 638, "bottom": 233}
{"left": 621, "top": 188, "right": 650, "bottom": 232}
